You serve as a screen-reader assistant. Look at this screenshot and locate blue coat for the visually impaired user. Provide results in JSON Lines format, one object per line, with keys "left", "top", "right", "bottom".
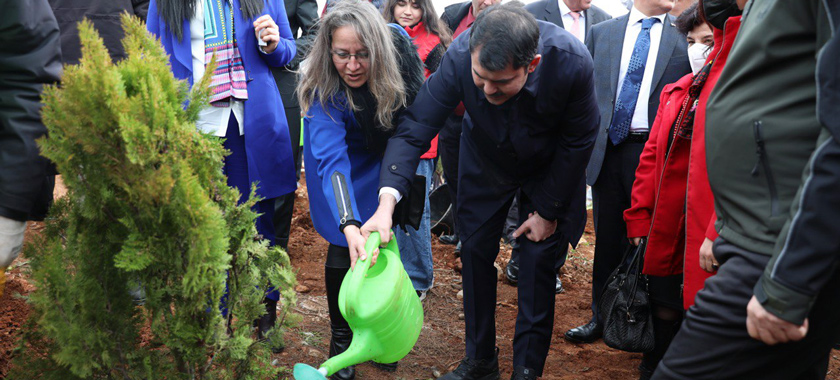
{"left": 146, "top": 0, "right": 298, "bottom": 199}
{"left": 303, "top": 95, "right": 382, "bottom": 247}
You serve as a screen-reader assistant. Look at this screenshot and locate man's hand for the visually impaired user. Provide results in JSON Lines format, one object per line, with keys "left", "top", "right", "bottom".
{"left": 746, "top": 296, "right": 808, "bottom": 345}
{"left": 629, "top": 237, "right": 643, "bottom": 246}
{"left": 512, "top": 212, "right": 557, "bottom": 242}
{"left": 361, "top": 193, "right": 397, "bottom": 244}
{"left": 699, "top": 238, "right": 719, "bottom": 273}
{"left": 253, "top": 15, "right": 280, "bottom": 54}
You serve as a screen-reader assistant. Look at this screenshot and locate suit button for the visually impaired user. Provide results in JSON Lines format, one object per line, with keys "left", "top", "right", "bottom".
{"left": 390, "top": 164, "right": 397, "bottom": 171}
{"left": 554, "top": 201, "right": 560, "bottom": 207}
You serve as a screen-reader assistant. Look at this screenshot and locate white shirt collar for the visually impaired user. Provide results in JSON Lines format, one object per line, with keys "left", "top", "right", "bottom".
{"left": 627, "top": 6, "right": 667, "bottom": 27}
{"left": 557, "top": 0, "right": 583, "bottom": 17}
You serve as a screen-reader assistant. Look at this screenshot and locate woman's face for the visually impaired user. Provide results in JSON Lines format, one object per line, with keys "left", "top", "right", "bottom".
{"left": 394, "top": 0, "right": 423, "bottom": 28}
{"left": 331, "top": 25, "right": 370, "bottom": 88}
{"left": 687, "top": 23, "right": 714, "bottom": 47}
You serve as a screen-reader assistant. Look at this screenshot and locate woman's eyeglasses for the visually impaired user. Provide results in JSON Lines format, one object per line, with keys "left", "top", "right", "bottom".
{"left": 331, "top": 50, "right": 370, "bottom": 62}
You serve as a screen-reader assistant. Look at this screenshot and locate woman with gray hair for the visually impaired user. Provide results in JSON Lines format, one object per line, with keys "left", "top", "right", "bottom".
{"left": 297, "top": 0, "right": 423, "bottom": 378}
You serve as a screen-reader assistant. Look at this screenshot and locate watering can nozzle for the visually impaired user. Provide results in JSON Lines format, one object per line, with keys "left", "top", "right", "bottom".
{"left": 293, "top": 363, "right": 329, "bottom": 380}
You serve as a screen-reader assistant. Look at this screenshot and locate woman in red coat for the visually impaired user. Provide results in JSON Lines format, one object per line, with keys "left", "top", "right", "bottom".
{"left": 623, "top": 1, "right": 743, "bottom": 377}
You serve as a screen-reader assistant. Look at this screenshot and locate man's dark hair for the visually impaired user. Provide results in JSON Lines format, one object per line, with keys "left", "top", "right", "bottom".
{"left": 675, "top": 2, "right": 707, "bottom": 35}
{"left": 469, "top": 2, "right": 539, "bottom": 71}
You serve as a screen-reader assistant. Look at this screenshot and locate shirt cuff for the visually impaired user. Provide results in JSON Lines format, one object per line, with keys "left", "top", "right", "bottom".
{"left": 378, "top": 187, "right": 402, "bottom": 203}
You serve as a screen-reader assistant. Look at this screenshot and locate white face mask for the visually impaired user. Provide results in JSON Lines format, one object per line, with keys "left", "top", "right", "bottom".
{"left": 688, "top": 43, "right": 711, "bottom": 75}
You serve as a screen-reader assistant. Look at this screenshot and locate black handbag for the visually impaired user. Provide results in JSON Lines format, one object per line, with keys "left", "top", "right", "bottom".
{"left": 599, "top": 238, "right": 655, "bottom": 353}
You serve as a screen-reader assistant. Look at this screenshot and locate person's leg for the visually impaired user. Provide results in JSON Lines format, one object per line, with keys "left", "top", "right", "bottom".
{"left": 394, "top": 159, "right": 435, "bottom": 293}
{"left": 460, "top": 198, "right": 513, "bottom": 361}
{"left": 511, "top": 193, "right": 563, "bottom": 376}
{"left": 325, "top": 244, "right": 355, "bottom": 380}
{"left": 640, "top": 274, "right": 684, "bottom": 379}
{"left": 654, "top": 239, "right": 840, "bottom": 380}
{"left": 272, "top": 105, "right": 302, "bottom": 251}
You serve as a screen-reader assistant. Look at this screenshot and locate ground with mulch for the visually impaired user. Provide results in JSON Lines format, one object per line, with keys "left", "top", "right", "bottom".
{"left": 1, "top": 176, "right": 838, "bottom": 379}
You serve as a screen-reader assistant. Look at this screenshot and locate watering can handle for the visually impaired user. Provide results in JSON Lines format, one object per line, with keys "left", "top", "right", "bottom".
{"left": 345, "top": 232, "right": 381, "bottom": 314}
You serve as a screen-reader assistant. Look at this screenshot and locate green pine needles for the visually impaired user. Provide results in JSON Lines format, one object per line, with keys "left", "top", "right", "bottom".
{"left": 14, "top": 15, "right": 298, "bottom": 379}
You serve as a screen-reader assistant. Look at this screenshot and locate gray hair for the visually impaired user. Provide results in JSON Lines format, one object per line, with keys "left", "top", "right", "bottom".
{"left": 297, "top": 0, "right": 406, "bottom": 130}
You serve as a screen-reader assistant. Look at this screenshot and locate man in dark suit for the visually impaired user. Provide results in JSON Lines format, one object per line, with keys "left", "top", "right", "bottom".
{"left": 524, "top": 0, "right": 611, "bottom": 44}
{"left": 266, "top": 0, "right": 317, "bottom": 342}
{"left": 436, "top": 0, "right": 499, "bottom": 250}
{"left": 564, "top": 0, "right": 691, "bottom": 344}
{"left": 357, "top": 4, "right": 599, "bottom": 379}
{"left": 503, "top": 0, "right": 613, "bottom": 294}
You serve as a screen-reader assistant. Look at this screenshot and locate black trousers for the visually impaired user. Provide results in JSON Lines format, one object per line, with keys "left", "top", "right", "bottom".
{"left": 272, "top": 103, "right": 302, "bottom": 250}
{"left": 653, "top": 238, "right": 840, "bottom": 380}
{"left": 460, "top": 192, "right": 562, "bottom": 376}
{"left": 590, "top": 140, "right": 646, "bottom": 322}
{"left": 505, "top": 193, "right": 568, "bottom": 270}
{"left": 438, "top": 113, "right": 463, "bottom": 235}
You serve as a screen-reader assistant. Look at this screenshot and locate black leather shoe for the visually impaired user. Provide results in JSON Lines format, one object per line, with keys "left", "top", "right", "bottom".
{"left": 439, "top": 347, "right": 500, "bottom": 380}
{"left": 510, "top": 366, "right": 538, "bottom": 380}
{"left": 439, "top": 233, "right": 459, "bottom": 245}
{"left": 329, "top": 325, "right": 355, "bottom": 380}
{"left": 371, "top": 361, "right": 398, "bottom": 372}
{"left": 505, "top": 258, "right": 519, "bottom": 285}
{"left": 555, "top": 275, "right": 564, "bottom": 294}
{"left": 564, "top": 321, "right": 602, "bottom": 344}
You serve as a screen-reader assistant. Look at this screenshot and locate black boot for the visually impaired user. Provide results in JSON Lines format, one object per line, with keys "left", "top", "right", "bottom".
{"left": 326, "top": 266, "right": 355, "bottom": 380}
{"left": 256, "top": 297, "right": 282, "bottom": 352}
{"left": 638, "top": 315, "right": 682, "bottom": 380}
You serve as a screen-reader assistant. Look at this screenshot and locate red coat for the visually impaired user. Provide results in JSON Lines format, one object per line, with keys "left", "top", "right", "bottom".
{"left": 683, "top": 16, "right": 741, "bottom": 309}
{"left": 405, "top": 22, "right": 441, "bottom": 160}
{"left": 624, "top": 16, "right": 742, "bottom": 310}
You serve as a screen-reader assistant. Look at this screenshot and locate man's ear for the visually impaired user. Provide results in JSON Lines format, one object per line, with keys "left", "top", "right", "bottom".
{"left": 527, "top": 54, "right": 541, "bottom": 74}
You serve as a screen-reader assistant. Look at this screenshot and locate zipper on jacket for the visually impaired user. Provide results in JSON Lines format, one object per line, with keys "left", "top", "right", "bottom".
{"left": 751, "top": 120, "right": 780, "bottom": 216}
{"left": 331, "top": 172, "right": 353, "bottom": 225}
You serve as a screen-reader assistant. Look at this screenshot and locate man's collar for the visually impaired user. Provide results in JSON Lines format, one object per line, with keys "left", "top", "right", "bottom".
{"left": 628, "top": 6, "right": 667, "bottom": 26}
{"left": 557, "top": 0, "right": 582, "bottom": 16}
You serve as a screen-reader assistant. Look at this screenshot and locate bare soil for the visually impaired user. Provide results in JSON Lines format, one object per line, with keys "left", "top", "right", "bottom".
{"left": 1, "top": 176, "right": 838, "bottom": 379}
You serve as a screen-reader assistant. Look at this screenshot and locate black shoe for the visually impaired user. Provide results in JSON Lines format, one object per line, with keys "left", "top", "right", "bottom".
{"left": 505, "top": 259, "right": 519, "bottom": 285}
{"left": 371, "top": 361, "right": 398, "bottom": 372}
{"left": 564, "top": 321, "right": 602, "bottom": 344}
{"left": 329, "top": 325, "right": 355, "bottom": 380}
{"left": 440, "top": 233, "right": 460, "bottom": 245}
{"left": 555, "top": 275, "right": 564, "bottom": 294}
{"left": 439, "top": 347, "right": 500, "bottom": 380}
{"left": 510, "top": 366, "right": 538, "bottom": 380}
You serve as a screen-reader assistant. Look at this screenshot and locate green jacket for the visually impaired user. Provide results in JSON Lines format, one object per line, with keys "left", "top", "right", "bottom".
{"left": 705, "top": 0, "right": 831, "bottom": 255}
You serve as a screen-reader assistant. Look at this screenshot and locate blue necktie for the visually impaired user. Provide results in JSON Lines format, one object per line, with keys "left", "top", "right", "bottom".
{"left": 609, "top": 17, "right": 658, "bottom": 145}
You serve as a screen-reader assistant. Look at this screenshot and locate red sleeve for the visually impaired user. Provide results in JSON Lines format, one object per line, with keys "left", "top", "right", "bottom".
{"left": 705, "top": 211, "right": 719, "bottom": 240}
{"left": 624, "top": 90, "right": 672, "bottom": 238}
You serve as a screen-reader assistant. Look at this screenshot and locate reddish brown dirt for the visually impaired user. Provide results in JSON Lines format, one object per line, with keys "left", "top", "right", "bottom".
{"left": 1, "top": 176, "right": 839, "bottom": 379}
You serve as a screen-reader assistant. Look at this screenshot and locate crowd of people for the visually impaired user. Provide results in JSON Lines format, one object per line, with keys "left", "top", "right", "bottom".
{"left": 1, "top": 0, "right": 839, "bottom": 379}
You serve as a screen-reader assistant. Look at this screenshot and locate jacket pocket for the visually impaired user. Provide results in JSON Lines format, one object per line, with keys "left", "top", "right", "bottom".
{"left": 751, "top": 120, "right": 780, "bottom": 217}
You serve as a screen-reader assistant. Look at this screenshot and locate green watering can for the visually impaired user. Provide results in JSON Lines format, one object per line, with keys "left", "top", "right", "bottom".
{"left": 293, "top": 232, "right": 424, "bottom": 379}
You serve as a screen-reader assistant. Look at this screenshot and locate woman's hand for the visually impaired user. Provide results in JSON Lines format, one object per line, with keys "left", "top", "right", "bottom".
{"left": 343, "top": 225, "right": 377, "bottom": 270}
{"left": 699, "top": 237, "right": 719, "bottom": 273}
{"left": 253, "top": 15, "right": 280, "bottom": 54}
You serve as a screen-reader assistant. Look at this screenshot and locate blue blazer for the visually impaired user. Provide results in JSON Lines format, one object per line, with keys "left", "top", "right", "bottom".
{"left": 146, "top": 0, "right": 298, "bottom": 199}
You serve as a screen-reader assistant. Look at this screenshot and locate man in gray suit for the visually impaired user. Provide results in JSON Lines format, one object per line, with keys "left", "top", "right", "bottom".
{"left": 525, "top": 0, "right": 611, "bottom": 44}
{"left": 565, "top": 0, "right": 691, "bottom": 344}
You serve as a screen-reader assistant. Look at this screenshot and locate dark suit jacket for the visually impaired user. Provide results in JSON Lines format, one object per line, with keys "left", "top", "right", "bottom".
{"left": 441, "top": 1, "right": 472, "bottom": 33}
{"left": 585, "top": 13, "right": 691, "bottom": 186}
{"left": 380, "top": 21, "right": 599, "bottom": 244}
{"left": 524, "top": 0, "right": 611, "bottom": 44}
{"left": 49, "top": 0, "right": 149, "bottom": 65}
{"left": 272, "top": 0, "right": 318, "bottom": 109}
